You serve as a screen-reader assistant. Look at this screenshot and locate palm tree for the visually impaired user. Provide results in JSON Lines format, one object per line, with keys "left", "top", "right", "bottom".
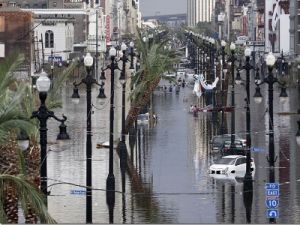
{"left": 0, "top": 53, "right": 76, "bottom": 223}
{"left": 0, "top": 141, "right": 56, "bottom": 224}
{"left": 124, "top": 29, "right": 179, "bottom": 132}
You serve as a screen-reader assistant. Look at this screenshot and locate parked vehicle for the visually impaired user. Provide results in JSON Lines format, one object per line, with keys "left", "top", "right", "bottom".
{"left": 177, "top": 71, "right": 185, "bottom": 78}
{"left": 164, "top": 72, "right": 176, "bottom": 78}
{"left": 137, "top": 113, "right": 149, "bottom": 125}
{"left": 208, "top": 155, "right": 255, "bottom": 177}
{"left": 221, "top": 140, "right": 246, "bottom": 156}
{"left": 210, "top": 134, "right": 246, "bottom": 154}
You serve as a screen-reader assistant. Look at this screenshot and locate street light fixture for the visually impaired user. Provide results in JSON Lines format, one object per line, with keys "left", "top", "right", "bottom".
{"left": 220, "top": 40, "right": 227, "bottom": 134}
{"left": 101, "top": 46, "right": 120, "bottom": 223}
{"left": 17, "top": 130, "right": 30, "bottom": 151}
{"left": 32, "top": 69, "right": 70, "bottom": 200}
{"left": 71, "top": 52, "right": 104, "bottom": 223}
{"left": 253, "top": 52, "right": 288, "bottom": 169}
{"left": 243, "top": 47, "right": 254, "bottom": 181}
{"left": 229, "top": 42, "right": 237, "bottom": 152}
{"left": 129, "top": 41, "right": 135, "bottom": 70}
{"left": 119, "top": 42, "right": 129, "bottom": 193}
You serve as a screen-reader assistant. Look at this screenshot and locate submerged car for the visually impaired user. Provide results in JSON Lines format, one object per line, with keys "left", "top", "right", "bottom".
{"left": 210, "top": 134, "right": 246, "bottom": 154}
{"left": 137, "top": 113, "right": 149, "bottom": 125}
{"left": 221, "top": 140, "right": 246, "bottom": 156}
{"left": 208, "top": 155, "right": 255, "bottom": 177}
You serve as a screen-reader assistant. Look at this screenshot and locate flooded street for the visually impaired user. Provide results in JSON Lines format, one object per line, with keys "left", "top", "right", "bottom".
{"left": 45, "top": 76, "right": 300, "bottom": 223}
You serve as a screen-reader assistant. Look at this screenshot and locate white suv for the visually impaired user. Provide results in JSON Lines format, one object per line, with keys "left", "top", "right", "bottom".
{"left": 208, "top": 155, "right": 255, "bottom": 177}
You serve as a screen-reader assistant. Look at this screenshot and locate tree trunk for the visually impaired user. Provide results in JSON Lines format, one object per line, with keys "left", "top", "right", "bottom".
{"left": 124, "top": 77, "right": 160, "bottom": 133}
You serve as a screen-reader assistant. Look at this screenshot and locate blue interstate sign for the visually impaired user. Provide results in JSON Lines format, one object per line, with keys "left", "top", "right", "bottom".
{"left": 265, "top": 183, "right": 279, "bottom": 190}
{"left": 266, "top": 189, "right": 280, "bottom": 196}
{"left": 266, "top": 209, "right": 279, "bottom": 218}
{"left": 265, "top": 199, "right": 279, "bottom": 208}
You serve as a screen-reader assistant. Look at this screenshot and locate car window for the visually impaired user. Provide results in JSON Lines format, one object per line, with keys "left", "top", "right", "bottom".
{"left": 235, "top": 158, "right": 246, "bottom": 165}
{"left": 215, "top": 158, "right": 236, "bottom": 165}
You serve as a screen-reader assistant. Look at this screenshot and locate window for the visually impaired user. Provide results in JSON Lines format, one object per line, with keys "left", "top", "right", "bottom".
{"left": 235, "top": 158, "right": 246, "bottom": 166}
{"left": 298, "top": 31, "right": 300, "bottom": 44}
{"left": 0, "top": 17, "right": 5, "bottom": 32}
{"left": 53, "top": 2, "right": 57, "bottom": 7}
{"left": 45, "top": 30, "right": 54, "bottom": 48}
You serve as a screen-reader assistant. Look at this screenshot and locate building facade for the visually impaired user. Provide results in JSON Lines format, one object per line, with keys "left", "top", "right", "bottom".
{"left": 196, "top": 0, "right": 216, "bottom": 22}
{"left": 187, "top": 0, "right": 215, "bottom": 27}
{"left": 0, "top": 7, "right": 33, "bottom": 75}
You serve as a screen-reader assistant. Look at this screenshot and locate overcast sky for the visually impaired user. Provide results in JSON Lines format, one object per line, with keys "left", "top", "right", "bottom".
{"left": 139, "top": 0, "right": 186, "bottom": 17}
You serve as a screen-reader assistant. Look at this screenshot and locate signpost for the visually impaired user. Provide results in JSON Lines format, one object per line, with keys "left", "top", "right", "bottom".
{"left": 265, "top": 183, "right": 279, "bottom": 219}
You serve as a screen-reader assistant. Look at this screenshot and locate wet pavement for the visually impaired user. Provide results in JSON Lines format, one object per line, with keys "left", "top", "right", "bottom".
{"left": 45, "top": 74, "right": 300, "bottom": 223}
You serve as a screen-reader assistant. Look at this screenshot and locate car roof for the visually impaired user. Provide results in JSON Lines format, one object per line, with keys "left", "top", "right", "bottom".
{"left": 222, "top": 155, "right": 245, "bottom": 159}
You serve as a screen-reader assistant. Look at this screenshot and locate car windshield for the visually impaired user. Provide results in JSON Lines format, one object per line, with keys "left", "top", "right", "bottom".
{"left": 224, "top": 140, "right": 243, "bottom": 147}
{"left": 215, "top": 158, "right": 236, "bottom": 165}
{"left": 213, "top": 136, "right": 231, "bottom": 146}
{"left": 137, "top": 114, "right": 148, "bottom": 120}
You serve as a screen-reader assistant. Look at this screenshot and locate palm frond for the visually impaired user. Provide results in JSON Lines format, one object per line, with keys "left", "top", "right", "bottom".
{"left": 0, "top": 174, "right": 56, "bottom": 223}
{"left": 46, "top": 62, "right": 76, "bottom": 110}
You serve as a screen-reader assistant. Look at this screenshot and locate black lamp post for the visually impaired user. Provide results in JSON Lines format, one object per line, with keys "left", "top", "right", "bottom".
{"left": 235, "top": 47, "right": 255, "bottom": 179}
{"left": 119, "top": 42, "right": 130, "bottom": 193}
{"left": 101, "top": 47, "right": 119, "bottom": 223}
{"left": 32, "top": 70, "right": 70, "bottom": 200}
{"left": 129, "top": 41, "right": 135, "bottom": 70}
{"left": 229, "top": 42, "right": 236, "bottom": 151}
{"left": 253, "top": 52, "right": 288, "bottom": 223}
{"left": 71, "top": 53, "right": 105, "bottom": 224}
{"left": 220, "top": 40, "right": 227, "bottom": 135}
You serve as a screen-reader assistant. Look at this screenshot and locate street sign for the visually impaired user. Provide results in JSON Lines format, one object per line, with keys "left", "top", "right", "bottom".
{"left": 266, "top": 209, "right": 279, "bottom": 218}
{"left": 265, "top": 183, "right": 279, "bottom": 190}
{"left": 251, "top": 147, "right": 265, "bottom": 152}
{"left": 265, "top": 189, "right": 280, "bottom": 196}
{"left": 70, "top": 189, "right": 86, "bottom": 195}
{"left": 266, "top": 199, "right": 279, "bottom": 209}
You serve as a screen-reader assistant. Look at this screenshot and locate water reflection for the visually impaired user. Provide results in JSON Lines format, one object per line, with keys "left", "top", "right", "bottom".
{"left": 46, "top": 78, "right": 300, "bottom": 223}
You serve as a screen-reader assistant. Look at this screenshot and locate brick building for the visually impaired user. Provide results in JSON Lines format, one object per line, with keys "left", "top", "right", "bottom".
{"left": 0, "top": 7, "right": 33, "bottom": 75}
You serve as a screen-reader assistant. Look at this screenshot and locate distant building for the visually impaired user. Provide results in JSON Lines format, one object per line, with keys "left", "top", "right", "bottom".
{"left": 0, "top": 6, "right": 33, "bottom": 76}
{"left": 187, "top": 0, "right": 215, "bottom": 27}
{"left": 142, "top": 14, "right": 186, "bottom": 28}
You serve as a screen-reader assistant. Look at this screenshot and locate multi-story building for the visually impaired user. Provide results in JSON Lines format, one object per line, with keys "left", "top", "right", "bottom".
{"left": 0, "top": 5, "right": 33, "bottom": 76}
{"left": 187, "top": 0, "right": 196, "bottom": 27}
{"left": 187, "top": 0, "right": 216, "bottom": 27}
{"left": 196, "top": 0, "right": 216, "bottom": 22}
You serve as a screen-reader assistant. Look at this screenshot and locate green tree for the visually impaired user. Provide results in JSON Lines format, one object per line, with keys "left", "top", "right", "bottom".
{"left": 0, "top": 53, "right": 75, "bottom": 223}
{"left": 125, "top": 28, "right": 179, "bottom": 132}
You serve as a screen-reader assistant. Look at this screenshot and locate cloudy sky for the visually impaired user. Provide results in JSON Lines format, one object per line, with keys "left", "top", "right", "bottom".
{"left": 139, "top": 0, "right": 186, "bottom": 17}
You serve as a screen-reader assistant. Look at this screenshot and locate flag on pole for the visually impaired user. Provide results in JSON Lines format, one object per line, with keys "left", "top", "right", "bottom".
{"left": 272, "top": 0, "right": 281, "bottom": 32}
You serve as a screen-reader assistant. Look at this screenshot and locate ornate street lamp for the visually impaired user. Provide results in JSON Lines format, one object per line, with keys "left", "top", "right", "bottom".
{"left": 220, "top": 40, "right": 226, "bottom": 135}
{"left": 229, "top": 42, "right": 236, "bottom": 152}
{"left": 253, "top": 53, "right": 288, "bottom": 218}
{"left": 119, "top": 42, "right": 128, "bottom": 194}
{"left": 32, "top": 69, "right": 70, "bottom": 200}
{"left": 71, "top": 52, "right": 104, "bottom": 223}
